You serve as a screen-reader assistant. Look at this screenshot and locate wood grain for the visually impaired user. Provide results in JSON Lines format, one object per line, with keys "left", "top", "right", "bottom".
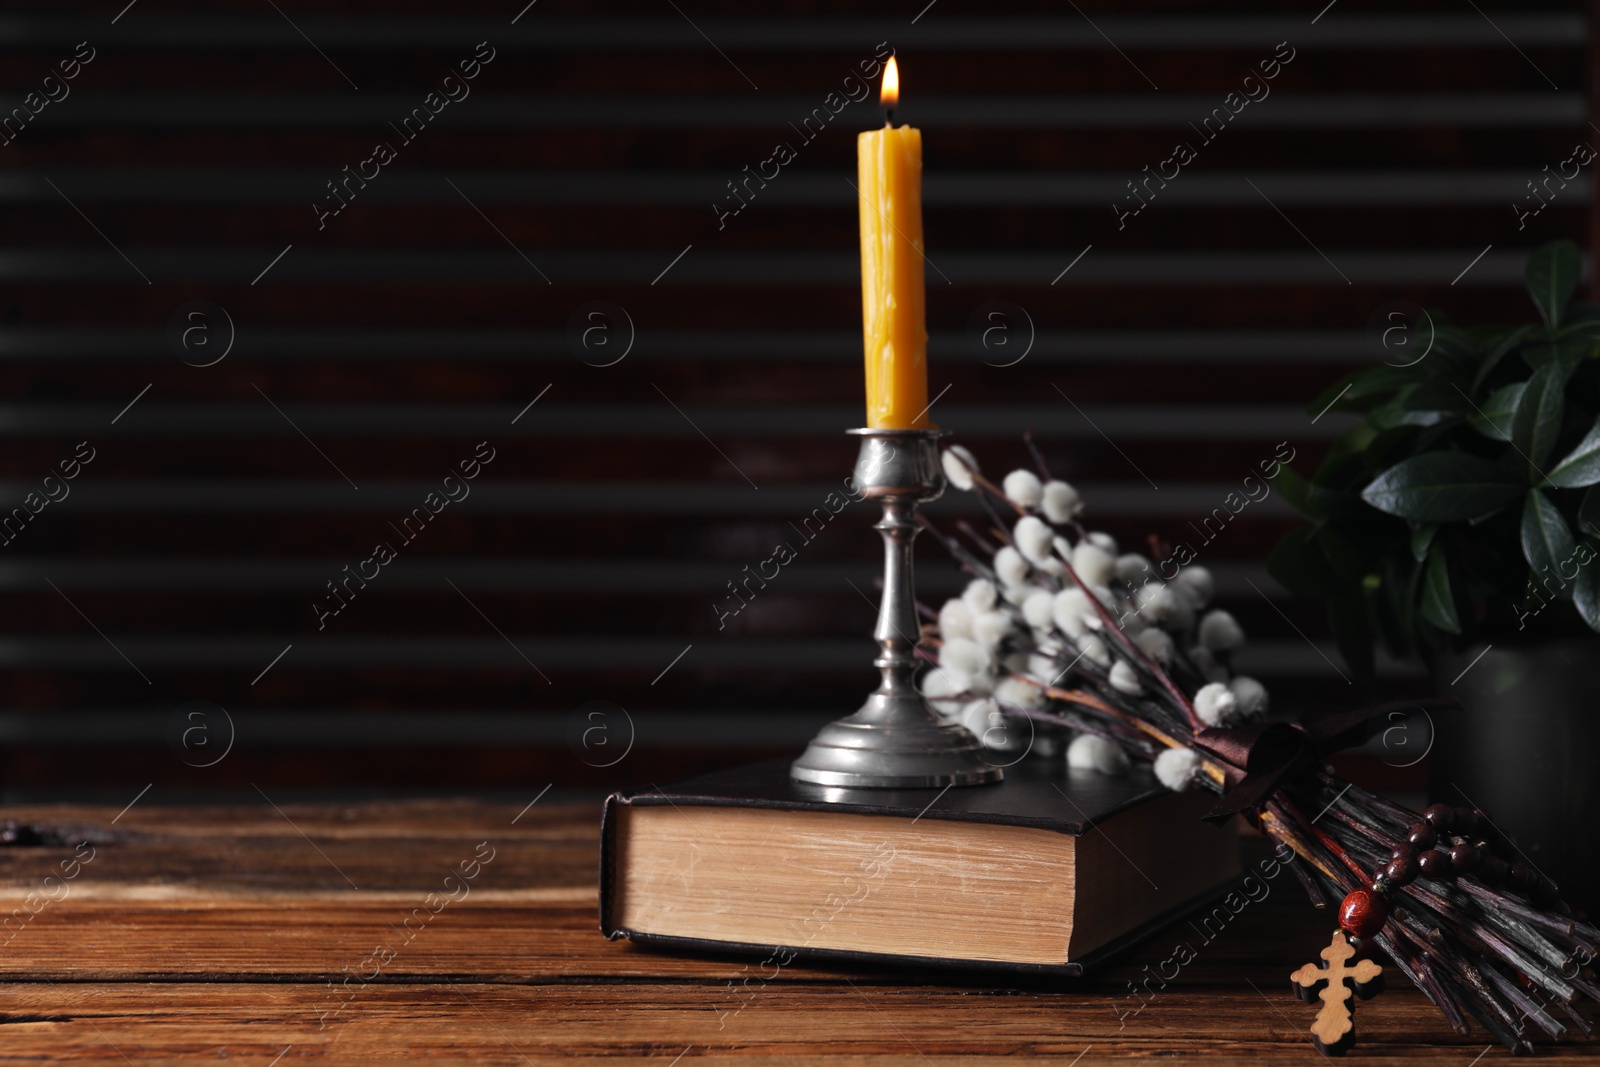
{"left": 0, "top": 800, "right": 1590, "bottom": 1064}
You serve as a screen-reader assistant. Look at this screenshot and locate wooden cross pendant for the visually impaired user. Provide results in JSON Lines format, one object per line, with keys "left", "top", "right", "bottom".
{"left": 1290, "top": 929, "right": 1385, "bottom": 1055}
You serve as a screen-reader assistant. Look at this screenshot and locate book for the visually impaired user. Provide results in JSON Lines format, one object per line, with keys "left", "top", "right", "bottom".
{"left": 600, "top": 757, "right": 1241, "bottom": 974}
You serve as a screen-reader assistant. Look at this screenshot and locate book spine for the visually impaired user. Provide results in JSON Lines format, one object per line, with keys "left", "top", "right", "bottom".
{"left": 597, "top": 791, "right": 630, "bottom": 938}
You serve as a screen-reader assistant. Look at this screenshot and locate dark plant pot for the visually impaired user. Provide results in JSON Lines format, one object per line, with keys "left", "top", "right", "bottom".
{"left": 1429, "top": 640, "right": 1600, "bottom": 915}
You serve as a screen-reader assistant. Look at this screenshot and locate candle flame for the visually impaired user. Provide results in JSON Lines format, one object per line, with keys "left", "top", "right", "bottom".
{"left": 881, "top": 56, "right": 899, "bottom": 110}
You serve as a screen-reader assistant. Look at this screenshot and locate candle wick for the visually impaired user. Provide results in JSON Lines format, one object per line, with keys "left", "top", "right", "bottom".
{"left": 883, "top": 109, "right": 895, "bottom": 127}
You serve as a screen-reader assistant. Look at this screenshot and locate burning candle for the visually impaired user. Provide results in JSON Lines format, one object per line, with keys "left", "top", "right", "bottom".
{"left": 857, "top": 56, "right": 929, "bottom": 430}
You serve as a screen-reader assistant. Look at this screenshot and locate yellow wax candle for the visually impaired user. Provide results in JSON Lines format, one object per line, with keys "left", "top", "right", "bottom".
{"left": 857, "top": 57, "right": 929, "bottom": 430}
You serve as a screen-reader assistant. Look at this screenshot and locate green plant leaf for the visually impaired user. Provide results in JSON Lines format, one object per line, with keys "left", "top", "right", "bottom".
{"left": 1566, "top": 300, "right": 1600, "bottom": 325}
{"left": 1511, "top": 363, "right": 1565, "bottom": 474}
{"left": 1369, "top": 390, "right": 1446, "bottom": 431}
{"left": 1315, "top": 524, "right": 1370, "bottom": 579}
{"left": 1327, "top": 589, "right": 1376, "bottom": 680}
{"left": 1574, "top": 544, "right": 1600, "bottom": 631}
{"left": 1401, "top": 381, "right": 1470, "bottom": 415}
{"left": 1419, "top": 547, "right": 1461, "bottom": 634}
{"left": 1364, "top": 425, "right": 1425, "bottom": 475}
{"left": 1469, "top": 381, "right": 1524, "bottom": 442}
{"left": 1267, "top": 526, "right": 1336, "bottom": 599}
{"left": 1318, "top": 426, "right": 1377, "bottom": 488}
{"left": 1410, "top": 523, "right": 1437, "bottom": 562}
{"left": 1471, "top": 323, "right": 1535, "bottom": 392}
{"left": 1580, "top": 485, "right": 1600, "bottom": 539}
{"left": 1306, "top": 365, "right": 1422, "bottom": 417}
{"left": 1543, "top": 416, "right": 1600, "bottom": 488}
{"left": 1274, "top": 464, "right": 1319, "bottom": 518}
{"left": 1520, "top": 489, "right": 1576, "bottom": 596}
{"left": 1361, "top": 452, "right": 1524, "bottom": 522}
{"left": 1520, "top": 335, "right": 1592, "bottom": 378}
{"left": 1421, "top": 324, "right": 1483, "bottom": 379}
{"left": 1525, "top": 239, "right": 1581, "bottom": 330}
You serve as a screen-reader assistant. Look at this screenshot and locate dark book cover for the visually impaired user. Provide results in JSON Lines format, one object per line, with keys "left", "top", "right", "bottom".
{"left": 600, "top": 757, "right": 1241, "bottom": 976}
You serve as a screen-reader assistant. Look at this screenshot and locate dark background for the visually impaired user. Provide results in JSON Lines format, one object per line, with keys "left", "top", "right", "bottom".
{"left": 0, "top": 0, "right": 1588, "bottom": 800}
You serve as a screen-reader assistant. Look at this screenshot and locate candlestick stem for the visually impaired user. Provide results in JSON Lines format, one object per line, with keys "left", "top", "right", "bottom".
{"left": 791, "top": 429, "right": 1003, "bottom": 789}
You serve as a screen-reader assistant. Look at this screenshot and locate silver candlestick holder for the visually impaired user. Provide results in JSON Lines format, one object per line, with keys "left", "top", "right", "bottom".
{"left": 791, "top": 428, "right": 1004, "bottom": 789}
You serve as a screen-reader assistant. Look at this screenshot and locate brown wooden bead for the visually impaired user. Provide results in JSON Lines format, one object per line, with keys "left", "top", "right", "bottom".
{"left": 1338, "top": 888, "right": 1390, "bottom": 938}
{"left": 1509, "top": 863, "right": 1535, "bottom": 892}
{"left": 1423, "top": 803, "right": 1455, "bottom": 832}
{"left": 1453, "top": 807, "right": 1479, "bottom": 835}
{"left": 1447, "top": 842, "right": 1479, "bottom": 873}
{"left": 1481, "top": 828, "right": 1513, "bottom": 859}
{"left": 1479, "top": 855, "right": 1509, "bottom": 886}
{"left": 1383, "top": 852, "right": 1419, "bottom": 887}
{"left": 1390, "top": 844, "right": 1416, "bottom": 863}
{"left": 1417, "top": 849, "right": 1450, "bottom": 878}
{"left": 1407, "top": 823, "right": 1437, "bottom": 849}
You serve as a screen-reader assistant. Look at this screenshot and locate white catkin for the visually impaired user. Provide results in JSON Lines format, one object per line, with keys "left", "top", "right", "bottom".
{"left": 995, "top": 675, "right": 1045, "bottom": 711}
{"left": 993, "top": 546, "right": 1029, "bottom": 587}
{"left": 1052, "top": 588, "right": 1093, "bottom": 638}
{"left": 1140, "top": 580, "right": 1195, "bottom": 633}
{"left": 1078, "top": 632, "right": 1111, "bottom": 667}
{"left": 939, "top": 636, "right": 990, "bottom": 677}
{"left": 1154, "top": 747, "right": 1203, "bottom": 791}
{"left": 1000, "top": 582, "right": 1032, "bottom": 607}
{"left": 1115, "top": 553, "right": 1152, "bottom": 585}
{"left": 1022, "top": 590, "right": 1056, "bottom": 629}
{"left": 1108, "top": 659, "right": 1142, "bottom": 694}
{"left": 962, "top": 578, "right": 998, "bottom": 614}
{"left": 1194, "top": 681, "right": 1239, "bottom": 726}
{"left": 938, "top": 599, "right": 974, "bottom": 641}
{"left": 1189, "top": 645, "right": 1230, "bottom": 684}
{"left": 1229, "top": 675, "right": 1269, "bottom": 718}
{"left": 1134, "top": 627, "right": 1174, "bottom": 665}
{"left": 956, "top": 698, "right": 1001, "bottom": 744}
{"left": 1040, "top": 480, "right": 1083, "bottom": 523}
{"left": 1176, "top": 565, "right": 1214, "bottom": 608}
{"left": 1117, "top": 608, "right": 1148, "bottom": 637}
{"left": 972, "top": 610, "right": 1014, "bottom": 649}
{"left": 965, "top": 670, "right": 997, "bottom": 696}
{"left": 1082, "top": 583, "right": 1118, "bottom": 629}
{"left": 964, "top": 699, "right": 1025, "bottom": 752}
{"left": 921, "top": 670, "right": 966, "bottom": 701}
{"left": 941, "top": 446, "right": 979, "bottom": 491}
{"left": 1067, "top": 734, "right": 1130, "bottom": 775}
{"left": 1087, "top": 531, "right": 1118, "bottom": 555}
{"left": 1013, "top": 516, "right": 1055, "bottom": 565}
{"left": 1072, "top": 542, "right": 1116, "bottom": 587}
{"left": 1198, "top": 609, "right": 1245, "bottom": 652}
{"left": 1002, "top": 469, "right": 1044, "bottom": 510}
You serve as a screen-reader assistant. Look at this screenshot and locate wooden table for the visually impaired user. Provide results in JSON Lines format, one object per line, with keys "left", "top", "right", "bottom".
{"left": 0, "top": 800, "right": 1592, "bottom": 1065}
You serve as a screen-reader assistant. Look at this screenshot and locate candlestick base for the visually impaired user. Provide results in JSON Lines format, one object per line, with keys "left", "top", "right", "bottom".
{"left": 790, "top": 428, "right": 1003, "bottom": 790}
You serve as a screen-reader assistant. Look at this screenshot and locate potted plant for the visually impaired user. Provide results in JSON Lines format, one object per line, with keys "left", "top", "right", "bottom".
{"left": 1270, "top": 239, "right": 1599, "bottom": 910}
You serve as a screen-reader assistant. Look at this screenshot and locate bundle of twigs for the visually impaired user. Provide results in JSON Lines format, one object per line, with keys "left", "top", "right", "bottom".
{"left": 919, "top": 441, "right": 1597, "bottom": 1053}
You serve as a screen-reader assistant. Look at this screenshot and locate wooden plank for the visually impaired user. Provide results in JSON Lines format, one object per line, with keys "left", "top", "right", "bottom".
{"left": 0, "top": 981, "right": 1569, "bottom": 1066}
{"left": 0, "top": 803, "right": 1587, "bottom": 1062}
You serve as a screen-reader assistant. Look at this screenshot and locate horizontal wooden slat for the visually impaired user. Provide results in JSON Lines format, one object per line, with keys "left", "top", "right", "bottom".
{"left": 0, "top": 558, "right": 1278, "bottom": 593}
{"left": 0, "top": 248, "right": 1541, "bottom": 285}
{"left": 2, "top": 169, "right": 1579, "bottom": 205}
{"left": 0, "top": 14, "right": 1584, "bottom": 50}
{"left": 19, "top": 94, "right": 1585, "bottom": 128}
{"left": 0, "top": 327, "right": 1370, "bottom": 360}
{"left": 0, "top": 403, "right": 1344, "bottom": 438}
